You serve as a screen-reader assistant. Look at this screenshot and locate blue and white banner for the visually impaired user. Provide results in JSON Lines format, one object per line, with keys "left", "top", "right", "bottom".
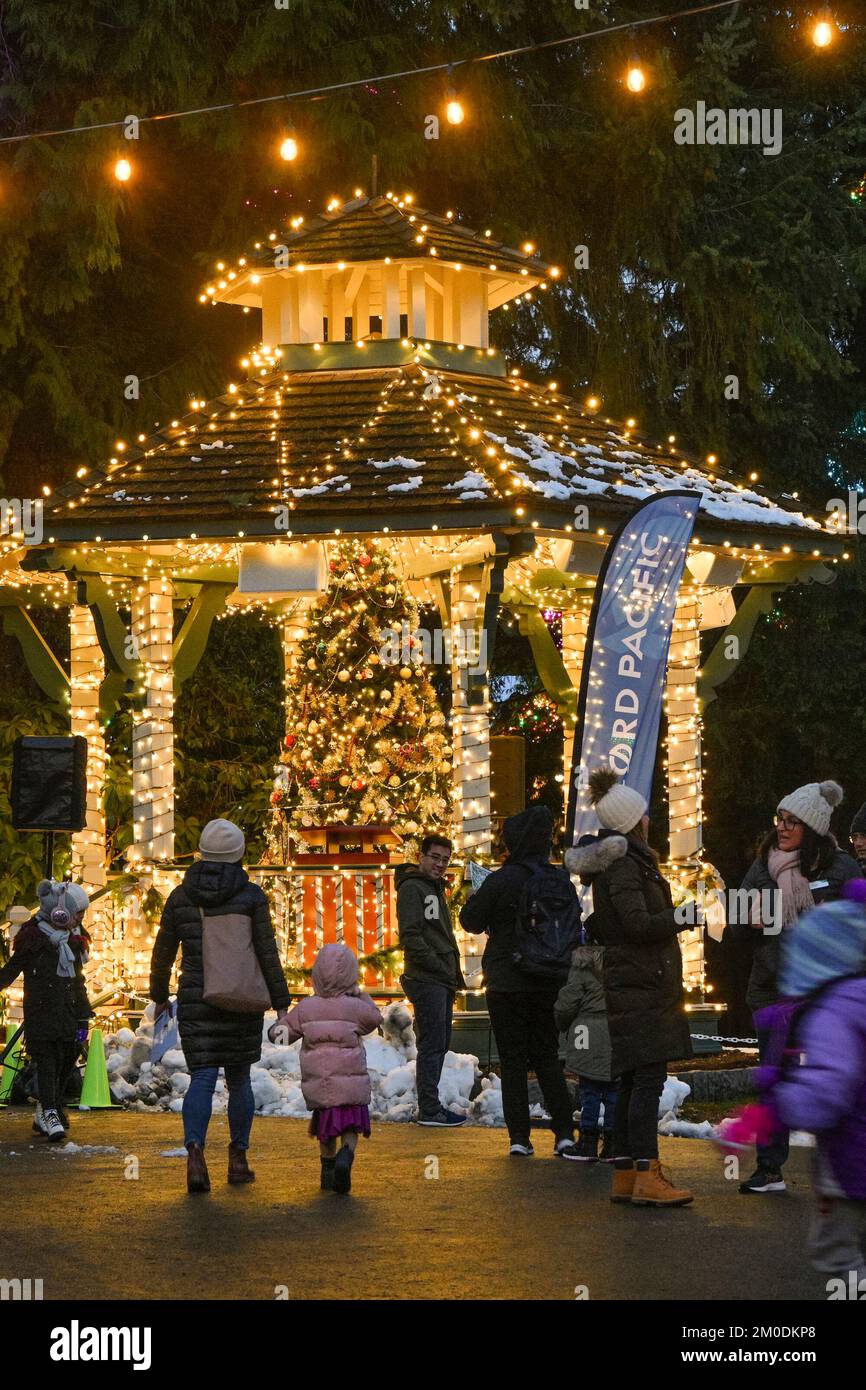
{"left": 566, "top": 490, "right": 701, "bottom": 848}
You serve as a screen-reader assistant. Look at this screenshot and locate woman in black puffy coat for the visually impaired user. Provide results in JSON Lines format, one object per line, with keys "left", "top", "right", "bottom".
{"left": 150, "top": 819, "right": 290, "bottom": 1193}
{"left": 565, "top": 769, "right": 694, "bottom": 1208}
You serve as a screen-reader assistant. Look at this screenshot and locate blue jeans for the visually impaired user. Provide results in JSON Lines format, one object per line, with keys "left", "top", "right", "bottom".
{"left": 182, "top": 1064, "right": 254, "bottom": 1150}
{"left": 402, "top": 978, "right": 454, "bottom": 1118}
{"left": 578, "top": 1077, "right": 619, "bottom": 1133}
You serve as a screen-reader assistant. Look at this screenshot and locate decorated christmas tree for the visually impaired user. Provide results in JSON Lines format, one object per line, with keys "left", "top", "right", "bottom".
{"left": 269, "top": 539, "right": 453, "bottom": 857}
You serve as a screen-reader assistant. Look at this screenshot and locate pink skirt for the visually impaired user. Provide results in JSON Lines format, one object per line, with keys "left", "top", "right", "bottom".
{"left": 309, "top": 1104, "right": 371, "bottom": 1143}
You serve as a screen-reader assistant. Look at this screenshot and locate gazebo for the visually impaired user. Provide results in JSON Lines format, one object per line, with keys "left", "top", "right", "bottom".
{"left": 1, "top": 190, "right": 847, "bottom": 1015}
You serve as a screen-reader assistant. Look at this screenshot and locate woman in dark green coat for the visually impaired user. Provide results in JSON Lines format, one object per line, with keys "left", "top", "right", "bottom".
{"left": 565, "top": 769, "right": 694, "bottom": 1208}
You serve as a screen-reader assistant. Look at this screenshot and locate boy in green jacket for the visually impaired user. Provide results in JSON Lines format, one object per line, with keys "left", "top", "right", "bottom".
{"left": 397, "top": 834, "right": 466, "bottom": 1127}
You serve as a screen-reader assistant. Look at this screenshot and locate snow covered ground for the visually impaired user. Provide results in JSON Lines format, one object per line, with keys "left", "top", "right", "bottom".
{"left": 99, "top": 1003, "right": 702, "bottom": 1134}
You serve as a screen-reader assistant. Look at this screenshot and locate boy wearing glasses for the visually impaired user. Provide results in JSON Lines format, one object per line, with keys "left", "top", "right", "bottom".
{"left": 396, "top": 834, "right": 467, "bottom": 1126}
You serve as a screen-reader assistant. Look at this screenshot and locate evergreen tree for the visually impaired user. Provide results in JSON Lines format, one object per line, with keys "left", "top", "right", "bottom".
{"left": 269, "top": 539, "right": 452, "bottom": 855}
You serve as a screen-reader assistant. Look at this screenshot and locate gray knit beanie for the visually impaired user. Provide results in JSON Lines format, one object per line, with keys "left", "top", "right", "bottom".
{"left": 199, "top": 819, "right": 246, "bottom": 863}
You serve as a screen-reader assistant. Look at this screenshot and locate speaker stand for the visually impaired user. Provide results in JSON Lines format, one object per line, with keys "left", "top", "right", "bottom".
{"left": 42, "top": 831, "right": 55, "bottom": 880}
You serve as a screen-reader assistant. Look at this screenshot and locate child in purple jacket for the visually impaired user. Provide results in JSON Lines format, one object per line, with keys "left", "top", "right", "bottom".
{"left": 767, "top": 882, "right": 866, "bottom": 1296}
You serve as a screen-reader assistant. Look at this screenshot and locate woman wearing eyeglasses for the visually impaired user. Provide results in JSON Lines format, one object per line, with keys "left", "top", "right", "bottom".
{"left": 732, "top": 780, "right": 860, "bottom": 1195}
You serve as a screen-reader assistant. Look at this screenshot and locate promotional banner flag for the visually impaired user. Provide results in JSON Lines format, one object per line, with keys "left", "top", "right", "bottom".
{"left": 566, "top": 490, "right": 701, "bottom": 849}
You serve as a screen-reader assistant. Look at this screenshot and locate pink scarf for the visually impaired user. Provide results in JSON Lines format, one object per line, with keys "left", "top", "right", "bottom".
{"left": 766, "top": 848, "right": 815, "bottom": 928}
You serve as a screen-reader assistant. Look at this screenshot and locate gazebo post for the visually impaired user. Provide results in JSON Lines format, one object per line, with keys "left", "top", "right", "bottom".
{"left": 129, "top": 574, "right": 175, "bottom": 865}
{"left": 69, "top": 604, "right": 107, "bottom": 891}
{"left": 665, "top": 591, "right": 703, "bottom": 860}
{"left": 560, "top": 601, "right": 590, "bottom": 830}
{"left": 449, "top": 564, "right": 492, "bottom": 856}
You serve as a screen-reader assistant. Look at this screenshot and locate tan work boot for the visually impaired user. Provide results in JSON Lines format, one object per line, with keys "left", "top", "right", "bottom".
{"left": 186, "top": 1142, "right": 211, "bottom": 1194}
{"left": 631, "top": 1160, "right": 693, "bottom": 1207}
{"left": 610, "top": 1163, "right": 636, "bottom": 1203}
{"left": 227, "top": 1142, "right": 256, "bottom": 1185}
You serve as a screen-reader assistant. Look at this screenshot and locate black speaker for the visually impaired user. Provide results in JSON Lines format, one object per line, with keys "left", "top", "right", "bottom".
{"left": 11, "top": 736, "right": 88, "bottom": 832}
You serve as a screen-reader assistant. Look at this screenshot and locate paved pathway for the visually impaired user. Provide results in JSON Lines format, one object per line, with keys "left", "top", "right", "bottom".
{"left": 0, "top": 1110, "right": 819, "bottom": 1301}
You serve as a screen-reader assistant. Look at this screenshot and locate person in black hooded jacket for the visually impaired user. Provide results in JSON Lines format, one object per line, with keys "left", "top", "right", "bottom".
{"left": 150, "top": 818, "right": 290, "bottom": 1193}
{"left": 460, "top": 805, "right": 579, "bottom": 1159}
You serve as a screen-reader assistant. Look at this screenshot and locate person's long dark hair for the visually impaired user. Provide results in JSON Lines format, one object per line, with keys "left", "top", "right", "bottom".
{"left": 757, "top": 825, "right": 837, "bottom": 876}
{"left": 626, "top": 820, "right": 661, "bottom": 866}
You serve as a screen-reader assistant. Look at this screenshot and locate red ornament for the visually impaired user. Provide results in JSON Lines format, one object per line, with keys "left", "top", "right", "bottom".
{"left": 358, "top": 553, "right": 372, "bottom": 567}
{"left": 351, "top": 777, "right": 366, "bottom": 791}
{"left": 284, "top": 734, "right": 297, "bottom": 749}
{"left": 270, "top": 790, "right": 283, "bottom": 806}
{"left": 308, "top": 776, "right": 320, "bottom": 789}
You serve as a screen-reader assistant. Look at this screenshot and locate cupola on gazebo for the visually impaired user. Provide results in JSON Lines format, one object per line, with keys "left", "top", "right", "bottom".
{"left": 3, "top": 190, "right": 848, "bottom": 1010}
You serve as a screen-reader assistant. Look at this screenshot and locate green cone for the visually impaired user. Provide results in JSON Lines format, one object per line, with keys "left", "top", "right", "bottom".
{"left": 76, "top": 1027, "right": 117, "bottom": 1109}
{"left": 0, "top": 1024, "right": 23, "bottom": 1105}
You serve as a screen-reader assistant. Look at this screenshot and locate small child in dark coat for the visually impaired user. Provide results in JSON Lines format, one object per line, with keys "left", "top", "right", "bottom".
{"left": 0, "top": 879, "right": 92, "bottom": 1140}
{"left": 555, "top": 931, "right": 619, "bottom": 1162}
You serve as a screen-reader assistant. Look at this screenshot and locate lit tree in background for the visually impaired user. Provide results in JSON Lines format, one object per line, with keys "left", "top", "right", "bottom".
{"left": 269, "top": 540, "right": 452, "bottom": 856}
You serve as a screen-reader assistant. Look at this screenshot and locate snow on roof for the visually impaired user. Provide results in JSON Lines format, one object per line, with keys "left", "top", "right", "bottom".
{"left": 290, "top": 474, "right": 350, "bottom": 498}
{"left": 387, "top": 475, "right": 424, "bottom": 492}
{"left": 494, "top": 428, "right": 822, "bottom": 531}
{"left": 371, "top": 456, "right": 425, "bottom": 470}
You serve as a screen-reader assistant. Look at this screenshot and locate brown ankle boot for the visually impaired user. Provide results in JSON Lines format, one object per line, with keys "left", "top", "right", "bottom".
{"left": 610, "top": 1164, "right": 636, "bottom": 1203}
{"left": 631, "top": 1160, "right": 693, "bottom": 1207}
{"left": 228, "top": 1142, "right": 256, "bottom": 1184}
{"left": 186, "top": 1142, "right": 211, "bottom": 1193}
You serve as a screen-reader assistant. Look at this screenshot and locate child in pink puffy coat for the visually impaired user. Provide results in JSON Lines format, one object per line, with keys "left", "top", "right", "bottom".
{"left": 270, "top": 943, "right": 381, "bottom": 1194}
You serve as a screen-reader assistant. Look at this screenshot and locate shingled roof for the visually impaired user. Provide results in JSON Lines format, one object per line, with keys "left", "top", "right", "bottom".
{"left": 227, "top": 194, "right": 554, "bottom": 278}
{"left": 37, "top": 363, "right": 826, "bottom": 550}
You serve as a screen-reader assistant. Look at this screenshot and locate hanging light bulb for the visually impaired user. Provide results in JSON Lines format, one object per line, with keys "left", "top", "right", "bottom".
{"left": 280, "top": 129, "right": 299, "bottom": 161}
{"left": 445, "top": 65, "right": 465, "bottom": 124}
{"left": 626, "top": 56, "right": 647, "bottom": 93}
{"left": 114, "top": 157, "right": 132, "bottom": 182}
{"left": 811, "top": 11, "right": 837, "bottom": 48}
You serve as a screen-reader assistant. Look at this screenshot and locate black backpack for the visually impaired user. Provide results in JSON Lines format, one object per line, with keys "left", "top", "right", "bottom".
{"left": 512, "top": 862, "right": 581, "bottom": 979}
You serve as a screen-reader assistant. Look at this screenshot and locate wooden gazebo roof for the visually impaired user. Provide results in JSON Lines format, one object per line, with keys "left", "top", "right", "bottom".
{"left": 35, "top": 361, "right": 828, "bottom": 552}
{"left": 216, "top": 194, "right": 553, "bottom": 279}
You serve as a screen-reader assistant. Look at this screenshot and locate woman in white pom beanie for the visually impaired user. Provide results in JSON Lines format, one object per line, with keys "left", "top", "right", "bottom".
{"left": 730, "top": 779, "right": 860, "bottom": 1196}
{"left": 564, "top": 769, "right": 695, "bottom": 1209}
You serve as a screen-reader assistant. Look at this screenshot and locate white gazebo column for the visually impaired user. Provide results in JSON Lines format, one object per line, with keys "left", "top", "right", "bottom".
{"left": 560, "top": 600, "right": 590, "bottom": 826}
{"left": 450, "top": 567, "right": 491, "bottom": 856}
{"left": 665, "top": 591, "right": 703, "bottom": 860}
{"left": 130, "top": 575, "right": 175, "bottom": 864}
{"left": 70, "top": 605, "right": 107, "bottom": 892}
{"left": 281, "top": 596, "right": 315, "bottom": 687}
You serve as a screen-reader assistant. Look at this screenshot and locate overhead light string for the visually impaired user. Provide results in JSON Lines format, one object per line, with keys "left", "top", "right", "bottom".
{"left": 0, "top": 0, "right": 767, "bottom": 149}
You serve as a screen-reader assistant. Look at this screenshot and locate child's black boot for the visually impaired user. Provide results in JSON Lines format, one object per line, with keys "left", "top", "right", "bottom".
{"left": 320, "top": 1156, "right": 337, "bottom": 1190}
{"left": 333, "top": 1145, "right": 355, "bottom": 1194}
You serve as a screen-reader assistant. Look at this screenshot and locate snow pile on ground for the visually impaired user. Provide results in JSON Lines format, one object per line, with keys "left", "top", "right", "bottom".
{"left": 103, "top": 1003, "right": 483, "bottom": 1125}
{"left": 101, "top": 1006, "right": 708, "bottom": 1135}
{"left": 50, "top": 1143, "right": 119, "bottom": 1156}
